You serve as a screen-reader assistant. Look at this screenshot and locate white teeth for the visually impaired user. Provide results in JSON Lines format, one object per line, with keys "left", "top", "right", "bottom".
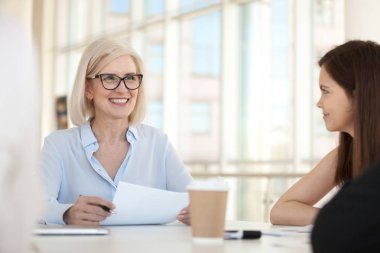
{"left": 110, "top": 98, "right": 129, "bottom": 104}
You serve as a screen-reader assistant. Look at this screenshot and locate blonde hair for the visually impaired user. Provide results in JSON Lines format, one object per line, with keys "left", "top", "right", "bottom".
{"left": 69, "top": 38, "right": 146, "bottom": 125}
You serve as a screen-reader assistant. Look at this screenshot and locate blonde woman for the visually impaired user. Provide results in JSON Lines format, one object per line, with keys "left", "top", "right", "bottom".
{"left": 41, "top": 38, "right": 192, "bottom": 225}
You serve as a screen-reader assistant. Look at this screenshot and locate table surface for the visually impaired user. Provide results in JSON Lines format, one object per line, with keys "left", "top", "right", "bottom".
{"left": 33, "top": 220, "right": 312, "bottom": 253}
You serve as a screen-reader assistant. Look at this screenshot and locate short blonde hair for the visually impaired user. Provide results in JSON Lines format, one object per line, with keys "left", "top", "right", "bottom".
{"left": 69, "top": 38, "right": 146, "bottom": 126}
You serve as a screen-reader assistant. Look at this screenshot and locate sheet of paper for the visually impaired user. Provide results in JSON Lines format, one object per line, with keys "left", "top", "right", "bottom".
{"left": 276, "top": 224, "right": 313, "bottom": 232}
{"left": 263, "top": 224, "right": 313, "bottom": 237}
{"left": 263, "top": 225, "right": 312, "bottom": 250}
{"left": 101, "top": 182, "right": 189, "bottom": 225}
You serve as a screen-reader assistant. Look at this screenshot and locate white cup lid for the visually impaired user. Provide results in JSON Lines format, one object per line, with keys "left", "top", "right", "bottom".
{"left": 187, "top": 178, "right": 229, "bottom": 191}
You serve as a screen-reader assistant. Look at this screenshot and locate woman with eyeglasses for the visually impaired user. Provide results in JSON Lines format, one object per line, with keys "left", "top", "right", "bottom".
{"left": 40, "top": 38, "right": 192, "bottom": 225}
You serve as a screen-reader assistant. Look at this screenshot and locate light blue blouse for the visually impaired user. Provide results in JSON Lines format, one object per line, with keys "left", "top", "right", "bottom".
{"left": 40, "top": 121, "right": 193, "bottom": 224}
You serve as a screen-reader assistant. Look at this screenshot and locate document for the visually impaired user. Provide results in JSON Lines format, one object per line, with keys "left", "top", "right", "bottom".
{"left": 262, "top": 225, "right": 312, "bottom": 249}
{"left": 263, "top": 225, "right": 312, "bottom": 237}
{"left": 101, "top": 182, "right": 189, "bottom": 225}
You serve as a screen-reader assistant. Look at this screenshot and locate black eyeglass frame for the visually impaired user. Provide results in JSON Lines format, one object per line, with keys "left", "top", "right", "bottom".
{"left": 89, "top": 73, "right": 143, "bottom": 90}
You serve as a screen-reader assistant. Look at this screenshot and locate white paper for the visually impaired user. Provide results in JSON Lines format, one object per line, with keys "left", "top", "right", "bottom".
{"left": 101, "top": 182, "right": 189, "bottom": 225}
{"left": 263, "top": 225, "right": 312, "bottom": 249}
{"left": 263, "top": 225, "right": 313, "bottom": 237}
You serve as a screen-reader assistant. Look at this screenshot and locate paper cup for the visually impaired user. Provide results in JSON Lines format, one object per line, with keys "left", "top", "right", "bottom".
{"left": 188, "top": 178, "right": 228, "bottom": 243}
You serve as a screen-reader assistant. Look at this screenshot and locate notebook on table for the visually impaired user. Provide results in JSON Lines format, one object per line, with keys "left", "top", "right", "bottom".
{"left": 34, "top": 225, "right": 109, "bottom": 236}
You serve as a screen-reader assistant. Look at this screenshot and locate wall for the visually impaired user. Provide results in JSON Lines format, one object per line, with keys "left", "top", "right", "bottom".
{"left": 0, "top": 0, "right": 33, "bottom": 36}
{"left": 345, "top": 0, "right": 380, "bottom": 42}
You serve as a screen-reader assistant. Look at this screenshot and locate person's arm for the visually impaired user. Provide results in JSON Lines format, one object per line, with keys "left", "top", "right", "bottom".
{"left": 40, "top": 136, "right": 73, "bottom": 224}
{"left": 63, "top": 196, "right": 114, "bottom": 225}
{"left": 311, "top": 160, "right": 380, "bottom": 253}
{"left": 270, "top": 148, "right": 338, "bottom": 226}
{"left": 176, "top": 207, "right": 191, "bottom": 225}
{"left": 164, "top": 139, "right": 193, "bottom": 192}
{"left": 162, "top": 137, "right": 193, "bottom": 225}
{"left": 41, "top": 135, "right": 115, "bottom": 225}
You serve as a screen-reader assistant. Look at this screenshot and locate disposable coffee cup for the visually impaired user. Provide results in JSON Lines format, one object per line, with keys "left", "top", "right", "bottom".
{"left": 188, "top": 178, "right": 229, "bottom": 243}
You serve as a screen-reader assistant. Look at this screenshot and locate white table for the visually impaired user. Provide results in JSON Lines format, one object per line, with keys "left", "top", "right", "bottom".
{"left": 33, "top": 221, "right": 312, "bottom": 253}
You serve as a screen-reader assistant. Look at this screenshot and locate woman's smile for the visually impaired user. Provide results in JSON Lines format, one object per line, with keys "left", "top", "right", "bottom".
{"left": 109, "top": 98, "right": 130, "bottom": 105}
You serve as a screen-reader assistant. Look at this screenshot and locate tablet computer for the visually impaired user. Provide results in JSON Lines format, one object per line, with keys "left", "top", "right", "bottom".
{"left": 34, "top": 225, "right": 109, "bottom": 236}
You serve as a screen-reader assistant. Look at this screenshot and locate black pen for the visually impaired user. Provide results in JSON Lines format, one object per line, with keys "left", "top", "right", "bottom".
{"left": 224, "top": 230, "right": 262, "bottom": 240}
{"left": 99, "top": 205, "right": 117, "bottom": 214}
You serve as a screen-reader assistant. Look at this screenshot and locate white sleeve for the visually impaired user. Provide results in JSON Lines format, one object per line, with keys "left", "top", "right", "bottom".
{"left": 164, "top": 140, "right": 193, "bottom": 192}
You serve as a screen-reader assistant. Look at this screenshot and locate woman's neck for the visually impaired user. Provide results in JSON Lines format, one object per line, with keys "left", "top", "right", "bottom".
{"left": 90, "top": 117, "right": 129, "bottom": 144}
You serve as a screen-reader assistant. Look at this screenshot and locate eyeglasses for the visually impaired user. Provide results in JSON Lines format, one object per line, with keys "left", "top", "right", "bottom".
{"left": 89, "top": 73, "right": 143, "bottom": 90}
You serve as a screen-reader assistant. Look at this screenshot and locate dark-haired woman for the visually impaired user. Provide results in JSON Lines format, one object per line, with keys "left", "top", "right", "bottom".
{"left": 270, "top": 40, "right": 380, "bottom": 226}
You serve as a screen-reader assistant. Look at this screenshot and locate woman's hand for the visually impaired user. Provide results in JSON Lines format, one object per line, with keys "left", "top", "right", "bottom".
{"left": 63, "top": 196, "right": 115, "bottom": 225}
{"left": 177, "top": 206, "right": 191, "bottom": 225}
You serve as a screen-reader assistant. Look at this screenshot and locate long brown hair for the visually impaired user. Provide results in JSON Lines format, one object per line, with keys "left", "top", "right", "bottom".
{"left": 319, "top": 40, "right": 380, "bottom": 185}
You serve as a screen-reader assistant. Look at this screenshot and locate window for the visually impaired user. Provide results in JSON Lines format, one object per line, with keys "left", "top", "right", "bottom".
{"left": 146, "top": 44, "right": 163, "bottom": 74}
{"left": 191, "top": 102, "right": 211, "bottom": 134}
{"left": 312, "top": 0, "right": 344, "bottom": 159}
{"left": 110, "top": 0, "right": 129, "bottom": 14}
{"left": 191, "top": 12, "right": 221, "bottom": 76}
{"left": 315, "top": 0, "right": 334, "bottom": 26}
{"left": 180, "top": 0, "right": 220, "bottom": 13}
{"left": 238, "top": 0, "right": 292, "bottom": 161}
{"left": 106, "top": 0, "right": 130, "bottom": 39}
{"left": 144, "top": 27, "right": 164, "bottom": 122}
{"left": 145, "top": 0, "right": 164, "bottom": 17}
{"left": 67, "top": 51, "right": 81, "bottom": 92}
{"left": 179, "top": 11, "right": 221, "bottom": 161}
{"left": 146, "top": 101, "right": 163, "bottom": 129}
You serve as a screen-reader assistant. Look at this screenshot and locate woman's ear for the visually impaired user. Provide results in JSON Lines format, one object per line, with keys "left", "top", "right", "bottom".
{"left": 85, "top": 80, "right": 93, "bottom": 100}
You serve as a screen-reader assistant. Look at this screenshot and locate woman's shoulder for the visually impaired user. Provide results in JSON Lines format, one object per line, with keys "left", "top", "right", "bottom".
{"left": 44, "top": 126, "right": 81, "bottom": 143}
{"left": 133, "top": 124, "right": 168, "bottom": 141}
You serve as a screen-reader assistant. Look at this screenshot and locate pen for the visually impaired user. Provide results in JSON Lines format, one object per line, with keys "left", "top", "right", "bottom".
{"left": 224, "top": 230, "right": 262, "bottom": 240}
{"left": 99, "top": 205, "right": 117, "bottom": 214}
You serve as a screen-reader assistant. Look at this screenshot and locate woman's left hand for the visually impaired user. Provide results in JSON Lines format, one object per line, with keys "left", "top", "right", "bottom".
{"left": 177, "top": 206, "right": 191, "bottom": 225}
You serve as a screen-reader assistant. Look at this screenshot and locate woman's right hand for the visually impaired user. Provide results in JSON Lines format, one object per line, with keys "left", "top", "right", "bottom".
{"left": 63, "top": 195, "right": 115, "bottom": 225}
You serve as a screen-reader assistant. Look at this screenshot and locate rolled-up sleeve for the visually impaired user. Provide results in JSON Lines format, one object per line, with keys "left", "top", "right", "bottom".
{"left": 164, "top": 139, "right": 193, "bottom": 192}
